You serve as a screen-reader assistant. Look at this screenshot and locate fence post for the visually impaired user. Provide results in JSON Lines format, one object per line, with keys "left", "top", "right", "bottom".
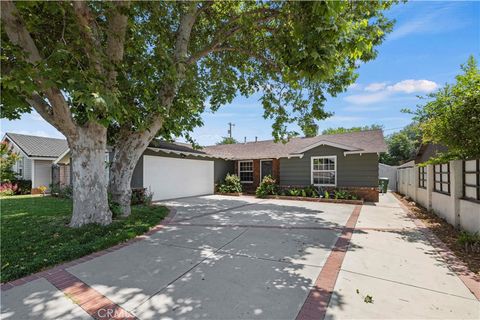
{"left": 413, "top": 166, "right": 419, "bottom": 202}
{"left": 450, "top": 160, "right": 463, "bottom": 228}
{"left": 426, "top": 164, "right": 434, "bottom": 210}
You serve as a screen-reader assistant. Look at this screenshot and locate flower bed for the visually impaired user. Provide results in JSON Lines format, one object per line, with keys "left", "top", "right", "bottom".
{"left": 264, "top": 194, "right": 363, "bottom": 205}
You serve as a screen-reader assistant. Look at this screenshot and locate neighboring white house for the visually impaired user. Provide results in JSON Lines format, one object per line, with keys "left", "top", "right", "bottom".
{"left": 2, "top": 133, "right": 69, "bottom": 190}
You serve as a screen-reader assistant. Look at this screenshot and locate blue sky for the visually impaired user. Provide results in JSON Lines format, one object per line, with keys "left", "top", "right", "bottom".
{"left": 1, "top": 1, "right": 479, "bottom": 145}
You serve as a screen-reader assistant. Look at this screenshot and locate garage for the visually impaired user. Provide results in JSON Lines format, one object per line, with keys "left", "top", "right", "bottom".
{"left": 143, "top": 155, "right": 214, "bottom": 201}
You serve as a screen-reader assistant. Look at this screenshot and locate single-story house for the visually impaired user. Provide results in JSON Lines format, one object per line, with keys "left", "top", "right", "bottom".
{"left": 200, "top": 129, "right": 386, "bottom": 201}
{"left": 3, "top": 130, "right": 386, "bottom": 201}
{"left": 2, "top": 132, "right": 69, "bottom": 191}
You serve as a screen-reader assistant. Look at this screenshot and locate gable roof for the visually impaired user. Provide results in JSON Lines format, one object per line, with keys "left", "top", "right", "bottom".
{"left": 203, "top": 129, "right": 387, "bottom": 160}
{"left": 3, "top": 132, "right": 69, "bottom": 158}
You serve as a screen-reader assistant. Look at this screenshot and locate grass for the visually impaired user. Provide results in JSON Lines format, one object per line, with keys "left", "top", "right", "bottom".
{"left": 0, "top": 195, "right": 169, "bottom": 283}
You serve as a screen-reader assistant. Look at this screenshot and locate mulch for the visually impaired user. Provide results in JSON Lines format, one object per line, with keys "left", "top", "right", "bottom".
{"left": 393, "top": 192, "right": 480, "bottom": 275}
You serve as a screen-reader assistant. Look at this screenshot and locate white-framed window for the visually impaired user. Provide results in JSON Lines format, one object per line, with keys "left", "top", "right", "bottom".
{"left": 15, "top": 157, "right": 24, "bottom": 177}
{"left": 311, "top": 156, "right": 337, "bottom": 186}
{"left": 238, "top": 160, "right": 253, "bottom": 183}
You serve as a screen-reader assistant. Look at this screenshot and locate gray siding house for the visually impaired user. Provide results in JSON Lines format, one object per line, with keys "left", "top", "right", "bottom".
{"left": 2, "top": 133, "right": 69, "bottom": 191}
{"left": 204, "top": 130, "right": 387, "bottom": 201}
{"left": 3, "top": 130, "right": 386, "bottom": 201}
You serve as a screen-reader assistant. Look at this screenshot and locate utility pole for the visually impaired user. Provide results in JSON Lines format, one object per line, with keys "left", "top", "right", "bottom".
{"left": 227, "top": 122, "right": 235, "bottom": 138}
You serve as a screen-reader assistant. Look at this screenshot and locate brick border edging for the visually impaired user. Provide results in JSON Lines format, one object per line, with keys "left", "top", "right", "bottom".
{"left": 393, "top": 194, "right": 480, "bottom": 301}
{"left": 296, "top": 205, "right": 362, "bottom": 320}
{"left": 0, "top": 206, "right": 178, "bottom": 292}
{"left": 265, "top": 195, "right": 364, "bottom": 205}
{"left": 46, "top": 269, "right": 136, "bottom": 320}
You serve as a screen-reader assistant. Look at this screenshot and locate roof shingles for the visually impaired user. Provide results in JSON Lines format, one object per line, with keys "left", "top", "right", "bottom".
{"left": 5, "top": 133, "right": 68, "bottom": 158}
{"left": 203, "top": 130, "right": 387, "bottom": 160}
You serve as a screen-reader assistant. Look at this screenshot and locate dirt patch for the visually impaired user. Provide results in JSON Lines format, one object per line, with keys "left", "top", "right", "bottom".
{"left": 393, "top": 192, "right": 480, "bottom": 275}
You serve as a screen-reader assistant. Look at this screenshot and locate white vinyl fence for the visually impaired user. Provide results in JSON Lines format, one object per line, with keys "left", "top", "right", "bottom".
{"left": 379, "top": 163, "right": 397, "bottom": 191}
{"left": 397, "top": 159, "right": 480, "bottom": 233}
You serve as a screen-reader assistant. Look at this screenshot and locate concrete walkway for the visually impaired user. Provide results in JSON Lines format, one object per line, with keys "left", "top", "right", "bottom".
{"left": 1, "top": 193, "right": 479, "bottom": 319}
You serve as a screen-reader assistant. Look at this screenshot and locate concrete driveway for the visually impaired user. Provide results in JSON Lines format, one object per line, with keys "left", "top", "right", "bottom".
{"left": 1, "top": 193, "right": 479, "bottom": 319}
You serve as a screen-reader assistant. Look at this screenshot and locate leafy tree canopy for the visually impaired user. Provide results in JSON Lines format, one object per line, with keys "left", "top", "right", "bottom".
{"left": 299, "top": 118, "right": 319, "bottom": 137}
{"left": 321, "top": 124, "right": 383, "bottom": 135}
{"left": 406, "top": 56, "right": 480, "bottom": 161}
{"left": 380, "top": 123, "right": 421, "bottom": 166}
{"left": 217, "top": 137, "right": 238, "bottom": 145}
{"left": 1, "top": 1, "right": 396, "bottom": 142}
{"left": 0, "top": 142, "right": 20, "bottom": 183}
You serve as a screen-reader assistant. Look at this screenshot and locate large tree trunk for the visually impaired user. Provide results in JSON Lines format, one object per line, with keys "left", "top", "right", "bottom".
{"left": 109, "top": 123, "right": 164, "bottom": 216}
{"left": 69, "top": 123, "right": 112, "bottom": 227}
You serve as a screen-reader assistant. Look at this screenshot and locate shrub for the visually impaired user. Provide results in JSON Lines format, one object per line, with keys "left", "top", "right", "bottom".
{"left": 288, "top": 188, "right": 302, "bottom": 196}
{"left": 131, "top": 188, "right": 154, "bottom": 205}
{"left": 13, "top": 180, "right": 31, "bottom": 195}
{"left": 303, "top": 185, "right": 319, "bottom": 197}
{"left": 38, "top": 185, "right": 48, "bottom": 195}
{"left": 256, "top": 175, "right": 278, "bottom": 198}
{"left": 218, "top": 174, "right": 242, "bottom": 193}
{"left": 0, "top": 182, "right": 17, "bottom": 197}
{"left": 458, "top": 231, "right": 480, "bottom": 253}
{"left": 131, "top": 188, "right": 146, "bottom": 205}
{"left": 51, "top": 184, "right": 73, "bottom": 199}
{"left": 333, "top": 189, "right": 358, "bottom": 200}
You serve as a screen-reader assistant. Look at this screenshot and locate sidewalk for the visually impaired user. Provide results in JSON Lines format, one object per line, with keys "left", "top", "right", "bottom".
{"left": 325, "top": 192, "right": 479, "bottom": 319}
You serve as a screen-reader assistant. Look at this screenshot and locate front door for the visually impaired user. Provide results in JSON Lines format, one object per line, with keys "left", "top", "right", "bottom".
{"left": 261, "top": 160, "right": 273, "bottom": 180}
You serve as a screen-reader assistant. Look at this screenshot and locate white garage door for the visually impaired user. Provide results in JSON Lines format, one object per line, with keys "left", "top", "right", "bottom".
{"left": 143, "top": 155, "right": 214, "bottom": 201}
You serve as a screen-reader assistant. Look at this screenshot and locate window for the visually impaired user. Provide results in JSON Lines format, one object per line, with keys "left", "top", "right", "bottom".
{"left": 418, "top": 166, "right": 427, "bottom": 189}
{"left": 16, "top": 157, "right": 24, "bottom": 177}
{"left": 434, "top": 163, "right": 450, "bottom": 195}
{"left": 311, "top": 156, "right": 336, "bottom": 186}
{"left": 238, "top": 160, "right": 253, "bottom": 183}
{"left": 463, "top": 159, "right": 479, "bottom": 201}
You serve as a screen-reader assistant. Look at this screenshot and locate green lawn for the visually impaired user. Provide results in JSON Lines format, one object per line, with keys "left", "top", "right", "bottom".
{"left": 0, "top": 195, "right": 168, "bottom": 283}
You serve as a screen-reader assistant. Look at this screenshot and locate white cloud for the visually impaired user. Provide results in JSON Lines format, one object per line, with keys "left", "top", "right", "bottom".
{"left": 344, "top": 79, "right": 438, "bottom": 105}
{"left": 326, "top": 116, "right": 366, "bottom": 122}
{"left": 387, "top": 79, "right": 438, "bottom": 94}
{"left": 344, "top": 91, "right": 389, "bottom": 105}
{"left": 365, "top": 82, "right": 387, "bottom": 92}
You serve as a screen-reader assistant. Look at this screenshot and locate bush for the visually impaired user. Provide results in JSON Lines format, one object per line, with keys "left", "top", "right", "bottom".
{"left": 255, "top": 175, "right": 278, "bottom": 198}
{"left": 131, "top": 188, "right": 154, "bottom": 205}
{"left": 458, "top": 231, "right": 480, "bottom": 253}
{"left": 12, "top": 180, "right": 31, "bottom": 195}
{"left": 218, "top": 173, "right": 242, "bottom": 193}
{"left": 332, "top": 189, "right": 358, "bottom": 200}
{"left": 303, "top": 185, "right": 319, "bottom": 197}
{"left": 288, "top": 187, "right": 302, "bottom": 196}
{"left": 50, "top": 184, "right": 73, "bottom": 199}
{"left": 38, "top": 185, "right": 47, "bottom": 195}
{"left": 0, "top": 182, "right": 17, "bottom": 197}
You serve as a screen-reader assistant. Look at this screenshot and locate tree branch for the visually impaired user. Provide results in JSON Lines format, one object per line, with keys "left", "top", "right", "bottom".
{"left": 1, "top": 0, "right": 76, "bottom": 137}
{"left": 105, "top": 1, "right": 130, "bottom": 87}
{"left": 187, "top": 8, "right": 280, "bottom": 65}
{"left": 72, "top": 1, "right": 104, "bottom": 74}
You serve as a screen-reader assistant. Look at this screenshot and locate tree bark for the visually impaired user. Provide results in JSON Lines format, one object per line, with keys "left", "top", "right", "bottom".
{"left": 109, "top": 120, "right": 164, "bottom": 216}
{"left": 108, "top": 3, "right": 199, "bottom": 216}
{"left": 69, "top": 122, "right": 112, "bottom": 227}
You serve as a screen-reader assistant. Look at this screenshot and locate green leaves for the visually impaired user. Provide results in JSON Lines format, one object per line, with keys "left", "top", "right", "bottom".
{"left": 410, "top": 56, "right": 480, "bottom": 160}
{"left": 2, "top": 1, "right": 396, "bottom": 143}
